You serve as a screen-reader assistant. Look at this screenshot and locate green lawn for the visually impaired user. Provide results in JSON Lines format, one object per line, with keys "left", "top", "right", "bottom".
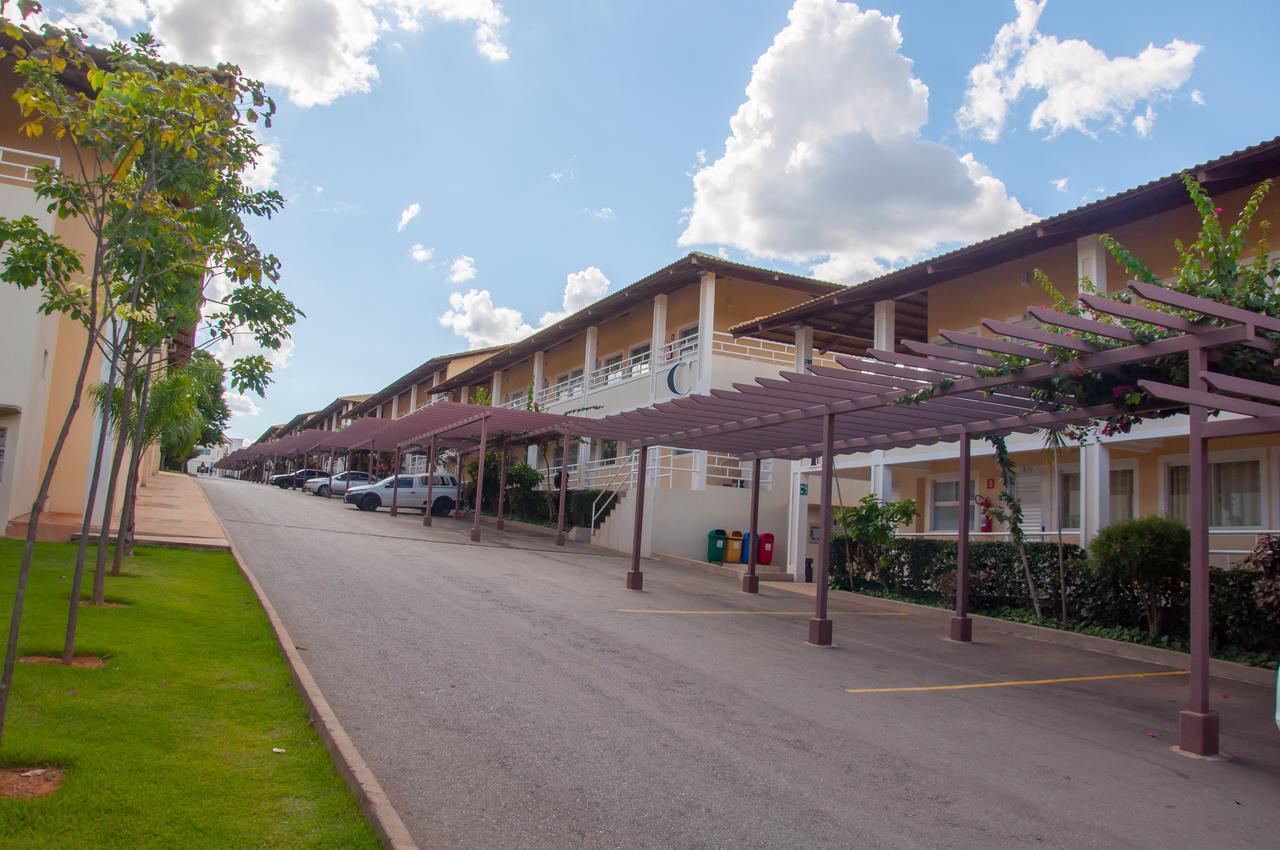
{"left": 0, "top": 539, "right": 381, "bottom": 849}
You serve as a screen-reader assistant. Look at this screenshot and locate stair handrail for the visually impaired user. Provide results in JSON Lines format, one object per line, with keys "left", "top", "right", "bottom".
{"left": 590, "top": 448, "right": 638, "bottom": 534}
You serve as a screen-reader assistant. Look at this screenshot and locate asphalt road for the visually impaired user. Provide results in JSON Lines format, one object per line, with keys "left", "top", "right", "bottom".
{"left": 202, "top": 478, "right": 1280, "bottom": 849}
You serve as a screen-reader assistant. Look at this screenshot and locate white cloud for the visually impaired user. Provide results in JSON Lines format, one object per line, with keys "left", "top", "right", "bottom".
{"left": 678, "top": 0, "right": 1033, "bottom": 283}
{"left": 410, "top": 243, "right": 433, "bottom": 262}
{"left": 1050, "top": 176, "right": 1069, "bottom": 192}
{"left": 1190, "top": 89, "right": 1206, "bottom": 106}
{"left": 438, "top": 266, "right": 611, "bottom": 348}
{"left": 1131, "top": 105, "right": 1156, "bottom": 137}
{"left": 549, "top": 171, "right": 565, "bottom": 182}
{"left": 41, "top": 0, "right": 510, "bottom": 107}
{"left": 438, "top": 288, "right": 533, "bottom": 349}
{"left": 449, "top": 255, "right": 477, "bottom": 283}
{"left": 226, "top": 392, "right": 262, "bottom": 417}
{"left": 242, "top": 140, "right": 280, "bottom": 191}
{"left": 538, "top": 266, "right": 610, "bottom": 326}
{"left": 397, "top": 202, "right": 421, "bottom": 232}
{"left": 589, "top": 207, "right": 615, "bottom": 221}
{"left": 957, "top": 0, "right": 1200, "bottom": 141}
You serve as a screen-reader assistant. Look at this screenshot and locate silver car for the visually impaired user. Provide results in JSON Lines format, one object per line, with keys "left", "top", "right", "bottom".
{"left": 303, "top": 470, "right": 373, "bottom": 497}
{"left": 344, "top": 472, "right": 461, "bottom": 515}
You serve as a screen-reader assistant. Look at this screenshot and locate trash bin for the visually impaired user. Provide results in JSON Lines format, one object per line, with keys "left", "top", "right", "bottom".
{"left": 758, "top": 533, "right": 775, "bottom": 566}
{"left": 707, "top": 529, "right": 727, "bottom": 562}
{"left": 726, "top": 530, "right": 744, "bottom": 563}
{"left": 804, "top": 557, "right": 813, "bottom": 583}
{"left": 740, "top": 532, "right": 752, "bottom": 564}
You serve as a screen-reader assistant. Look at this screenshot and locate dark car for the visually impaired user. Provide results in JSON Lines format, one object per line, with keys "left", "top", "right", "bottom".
{"left": 269, "top": 468, "right": 327, "bottom": 489}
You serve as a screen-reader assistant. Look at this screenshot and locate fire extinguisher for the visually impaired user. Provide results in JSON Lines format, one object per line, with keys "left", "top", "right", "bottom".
{"left": 978, "top": 496, "right": 994, "bottom": 533}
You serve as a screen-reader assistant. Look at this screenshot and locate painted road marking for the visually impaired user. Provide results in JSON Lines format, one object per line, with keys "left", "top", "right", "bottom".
{"left": 617, "top": 609, "right": 907, "bottom": 617}
{"left": 846, "top": 670, "right": 1189, "bottom": 694}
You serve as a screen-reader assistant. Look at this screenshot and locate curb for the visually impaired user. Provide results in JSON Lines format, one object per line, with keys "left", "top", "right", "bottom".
{"left": 203, "top": 488, "right": 419, "bottom": 850}
{"left": 765, "top": 582, "right": 1275, "bottom": 688}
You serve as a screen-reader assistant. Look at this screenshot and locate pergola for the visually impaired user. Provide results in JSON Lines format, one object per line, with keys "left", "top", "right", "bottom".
{"left": 392, "top": 401, "right": 604, "bottom": 544}
{"left": 584, "top": 281, "right": 1279, "bottom": 758}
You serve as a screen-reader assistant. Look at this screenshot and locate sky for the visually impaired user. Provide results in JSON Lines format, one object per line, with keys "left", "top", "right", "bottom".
{"left": 29, "top": 0, "right": 1280, "bottom": 440}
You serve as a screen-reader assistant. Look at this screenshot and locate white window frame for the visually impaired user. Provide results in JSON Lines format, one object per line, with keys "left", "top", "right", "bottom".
{"left": 927, "top": 474, "right": 977, "bottom": 533}
{"left": 1159, "top": 448, "right": 1269, "bottom": 531}
{"left": 1054, "top": 458, "right": 1139, "bottom": 532}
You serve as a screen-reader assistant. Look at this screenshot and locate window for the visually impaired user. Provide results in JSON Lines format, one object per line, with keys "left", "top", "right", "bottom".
{"left": 1166, "top": 459, "right": 1263, "bottom": 528}
{"left": 600, "top": 440, "right": 619, "bottom": 464}
{"left": 1110, "top": 468, "right": 1136, "bottom": 523}
{"left": 629, "top": 342, "right": 651, "bottom": 376}
{"left": 1059, "top": 472, "right": 1081, "bottom": 530}
{"left": 930, "top": 479, "right": 976, "bottom": 532}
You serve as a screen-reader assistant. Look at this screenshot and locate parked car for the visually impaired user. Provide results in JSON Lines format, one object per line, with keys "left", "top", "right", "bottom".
{"left": 303, "top": 470, "right": 372, "bottom": 497}
{"left": 269, "top": 468, "right": 327, "bottom": 489}
{"left": 344, "top": 472, "right": 461, "bottom": 515}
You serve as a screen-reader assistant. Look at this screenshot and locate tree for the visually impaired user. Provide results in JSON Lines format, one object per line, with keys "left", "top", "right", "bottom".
{"left": 0, "top": 15, "right": 297, "bottom": 745}
{"left": 833, "top": 495, "right": 917, "bottom": 589}
{"left": 1089, "top": 516, "right": 1190, "bottom": 636}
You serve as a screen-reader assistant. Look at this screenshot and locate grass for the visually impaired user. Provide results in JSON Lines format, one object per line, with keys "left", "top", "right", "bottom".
{"left": 0, "top": 539, "right": 381, "bottom": 849}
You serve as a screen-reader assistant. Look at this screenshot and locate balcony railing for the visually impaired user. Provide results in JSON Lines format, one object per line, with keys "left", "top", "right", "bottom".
{"left": 588, "top": 348, "right": 652, "bottom": 390}
{"left": 0, "top": 146, "right": 59, "bottom": 188}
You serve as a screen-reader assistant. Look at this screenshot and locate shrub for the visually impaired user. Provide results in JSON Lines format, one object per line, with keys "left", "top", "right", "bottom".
{"left": 832, "top": 495, "right": 918, "bottom": 589}
{"left": 1088, "top": 516, "right": 1190, "bottom": 636}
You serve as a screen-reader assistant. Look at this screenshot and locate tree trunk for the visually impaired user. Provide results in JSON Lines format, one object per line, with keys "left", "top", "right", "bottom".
{"left": 63, "top": 336, "right": 121, "bottom": 662}
{"left": 112, "top": 349, "right": 153, "bottom": 577}
{"left": 1017, "top": 539, "right": 1044, "bottom": 619}
{"left": 0, "top": 320, "right": 99, "bottom": 746}
{"left": 90, "top": 338, "right": 138, "bottom": 607}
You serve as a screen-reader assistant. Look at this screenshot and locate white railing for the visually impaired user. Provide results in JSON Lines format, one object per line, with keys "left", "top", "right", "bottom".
{"left": 497, "top": 393, "right": 529, "bottom": 410}
{"left": 710, "top": 331, "right": 839, "bottom": 369}
{"left": 534, "top": 373, "right": 585, "bottom": 407}
{"left": 0, "top": 146, "right": 59, "bottom": 187}
{"left": 588, "top": 349, "right": 652, "bottom": 390}
{"left": 660, "top": 335, "right": 700, "bottom": 365}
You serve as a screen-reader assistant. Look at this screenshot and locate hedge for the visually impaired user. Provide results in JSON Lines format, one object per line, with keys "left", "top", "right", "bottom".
{"left": 828, "top": 536, "right": 1280, "bottom": 666}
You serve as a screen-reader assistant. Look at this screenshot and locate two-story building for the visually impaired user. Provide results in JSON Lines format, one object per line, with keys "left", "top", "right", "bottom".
{"left": 425, "top": 253, "right": 844, "bottom": 560}
{"left": 728, "top": 137, "right": 1280, "bottom": 577}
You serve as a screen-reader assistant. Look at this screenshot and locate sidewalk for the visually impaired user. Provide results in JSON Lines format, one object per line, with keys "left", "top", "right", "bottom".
{"left": 108, "top": 471, "right": 229, "bottom": 550}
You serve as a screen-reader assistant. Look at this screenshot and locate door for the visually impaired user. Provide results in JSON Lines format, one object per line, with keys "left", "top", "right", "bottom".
{"left": 1016, "top": 473, "right": 1045, "bottom": 538}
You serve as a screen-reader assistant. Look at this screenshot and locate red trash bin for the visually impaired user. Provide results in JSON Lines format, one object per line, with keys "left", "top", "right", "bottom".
{"left": 758, "top": 533, "right": 775, "bottom": 566}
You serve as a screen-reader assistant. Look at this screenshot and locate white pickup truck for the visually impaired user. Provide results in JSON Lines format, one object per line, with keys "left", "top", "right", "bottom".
{"left": 344, "top": 472, "right": 461, "bottom": 516}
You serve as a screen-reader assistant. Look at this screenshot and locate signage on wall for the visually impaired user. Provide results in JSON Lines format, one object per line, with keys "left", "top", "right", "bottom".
{"left": 986, "top": 478, "right": 995, "bottom": 490}
{"left": 799, "top": 482, "right": 808, "bottom": 496}
{"left": 665, "top": 360, "right": 694, "bottom": 395}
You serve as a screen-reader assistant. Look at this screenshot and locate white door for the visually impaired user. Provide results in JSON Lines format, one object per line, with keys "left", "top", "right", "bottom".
{"left": 1017, "top": 473, "right": 1045, "bottom": 536}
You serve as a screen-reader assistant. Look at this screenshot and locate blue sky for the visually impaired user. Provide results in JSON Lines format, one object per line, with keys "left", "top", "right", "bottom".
{"left": 38, "top": 0, "right": 1280, "bottom": 439}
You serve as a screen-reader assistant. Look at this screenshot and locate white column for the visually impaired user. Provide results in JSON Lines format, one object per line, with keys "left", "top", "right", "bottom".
{"left": 459, "top": 385, "right": 469, "bottom": 405}
{"left": 410, "top": 383, "right": 419, "bottom": 412}
{"left": 583, "top": 325, "right": 598, "bottom": 398}
{"left": 650, "top": 293, "right": 668, "bottom": 402}
{"left": 696, "top": 271, "right": 716, "bottom": 392}
{"left": 1081, "top": 439, "right": 1110, "bottom": 545}
{"left": 873, "top": 300, "right": 896, "bottom": 351}
{"left": 532, "top": 351, "right": 546, "bottom": 401}
{"left": 1077, "top": 233, "right": 1110, "bottom": 293}
{"left": 577, "top": 438, "right": 591, "bottom": 487}
{"left": 431, "top": 370, "right": 443, "bottom": 402}
{"left": 870, "top": 457, "right": 892, "bottom": 500}
{"left": 786, "top": 463, "right": 810, "bottom": 581}
{"left": 491, "top": 371, "right": 502, "bottom": 407}
{"left": 692, "top": 450, "right": 707, "bottom": 491}
{"left": 794, "top": 324, "right": 814, "bottom": 372}
{"left": 391, "top": 395, "right": 399, "bottom": 419}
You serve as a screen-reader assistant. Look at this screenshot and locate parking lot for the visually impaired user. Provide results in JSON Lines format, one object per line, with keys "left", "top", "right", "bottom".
{"left": 201, "top": 477, "right": 1280, "bottom": 849}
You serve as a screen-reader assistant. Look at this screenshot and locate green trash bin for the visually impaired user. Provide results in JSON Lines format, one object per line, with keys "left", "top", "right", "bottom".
{"left": 707, "top": 528, "right": 728, "bottom": 563}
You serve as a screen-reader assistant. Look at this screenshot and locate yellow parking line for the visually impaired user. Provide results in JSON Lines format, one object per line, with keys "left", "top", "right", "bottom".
{"left": 616, "top": 609, "right": 907, "bottom": 616}
{"left": 846, "top": 670, "right": 1188, "bottom": 694}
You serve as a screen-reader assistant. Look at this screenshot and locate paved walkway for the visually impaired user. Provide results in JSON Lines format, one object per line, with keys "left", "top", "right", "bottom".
{"left": 122, "top": 471, "right": 229, "bottom": 549}
{"left": 201, "top": 477, "right": 1280, "bottom": 850}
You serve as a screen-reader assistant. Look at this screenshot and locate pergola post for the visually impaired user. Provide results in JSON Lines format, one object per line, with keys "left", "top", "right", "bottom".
{"left": 950, "top": 432, "right": 973, "bottom": 641}
{"left": 390, "top": 448, "right": 401, "bottom": 516}
{"left": 367, "top": 449, "right": 374, "bottom": 481}
{"left": 495, "top": 443, "right": 508, "bottom": 531}
{"left": 555, "top": 432, "right": 570, "bottom": 546}
{"left": 454, "top": 449, "right": 467, "bottom": 519}
{"left": 742, "top": 457, "right": 761, "bottom": 593}
{"left": 326, "top": 448, "right": 336, "bottom": 498}
{"left": 626, "top": 445, "right": 647, "bottom": 590}
{"left": 1180, "top": 345, "right": 1218, "bottom": 756}
{"left": 470, "top": 417, "right": 489, "bottom": 542}
{"left": 423, "top": 436, "right": 436, "bottom": 526}
{"left": 808, "top": 413, "right": 835, "bottom": 647}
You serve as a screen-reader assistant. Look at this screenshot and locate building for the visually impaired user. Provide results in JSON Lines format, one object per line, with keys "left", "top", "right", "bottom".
{"left": 726, "top": 137, "right": 1280, "bottom": 577}
{"left": 427, "top": 252, "right": 844, "bottom": 560}
{"left": 188, "top": 437, "right": 245, "bottom": 477}
{"left": 0, "top": 56, "right": 163, "bottom": 541}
